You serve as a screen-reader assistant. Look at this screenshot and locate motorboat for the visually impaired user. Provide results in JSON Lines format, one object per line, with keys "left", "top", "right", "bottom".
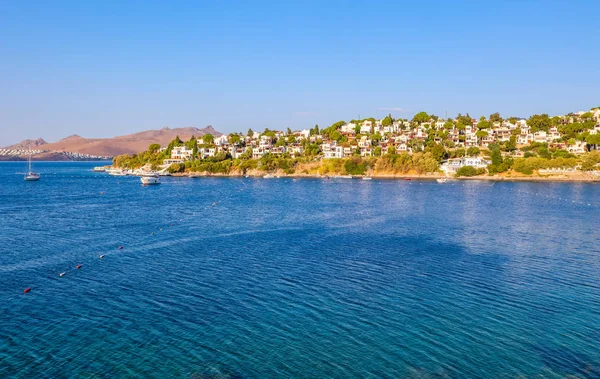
{"left": 141, "top": 174, "right": 160, "bottom": 185}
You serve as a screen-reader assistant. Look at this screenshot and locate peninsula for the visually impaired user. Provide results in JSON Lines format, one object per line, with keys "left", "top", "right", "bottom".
{"left": 111, "top": 108, "right": 600, "bottom": 181}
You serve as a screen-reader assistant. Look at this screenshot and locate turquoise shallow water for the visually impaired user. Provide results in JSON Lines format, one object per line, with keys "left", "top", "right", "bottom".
{"left": 1, "top": 161, "right": 600, "bottom": 378}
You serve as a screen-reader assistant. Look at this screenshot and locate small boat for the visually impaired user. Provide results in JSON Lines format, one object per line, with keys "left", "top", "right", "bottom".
{"left": 263, "top": 174, "right": 275, "bottom": 179}
{"left": 99, "top": 255, "right": 105, "bottom": 259}
{"left": 76, "top": 265, "right": 82, "bottom": 269}
{"left": 24, "top": 146, "right": 40, "bottom": 181}
{"left": 59, "top": 272, "right": 66, "bottom": 277}
{"left": 24, "top": 172, "right": 41, "bottom": 181}
{"left": 362, "top": 177, "right": 372, "bottom": 180}
{"left": 141, "top": 174, "right": 160, "bottom": 185}
{"left": 23, "top": 287, "right": 31, "bottom": 294}
{"left": 436, "top": 178, "right": 448, "bottom": 183}
{"left": 404, "top": 178, "right": 412, "bottom": 181}
{"left": 109, "top": 170, "right": 127, "bottom": 176}
{"left": 92, "top": 166, "right": 106, "bottom": 172}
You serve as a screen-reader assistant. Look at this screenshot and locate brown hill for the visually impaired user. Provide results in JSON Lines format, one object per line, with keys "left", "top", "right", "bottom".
{"left": 5, "top": 138, "right": 47, "bottom": 150}
{"left": 10, "top": 126, "right": 221, "bottom": 156}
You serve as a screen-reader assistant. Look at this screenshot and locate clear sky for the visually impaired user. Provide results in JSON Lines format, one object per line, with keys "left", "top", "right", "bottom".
{"left": 1, "top": 0, "right": 599, "bottom": 146}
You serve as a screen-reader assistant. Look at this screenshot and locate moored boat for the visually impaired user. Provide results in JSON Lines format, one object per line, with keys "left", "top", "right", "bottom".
{"left": 436, "top": 178, "right": 448, "bottom": 183}
{"left": 92, "top": 166, "right": 106, "bottom": 172}
{"left": 24, "top": 145, "right": 40, "bottom": 181}
{"left": 140, "top": 174, "right": 160, "bottom": 185}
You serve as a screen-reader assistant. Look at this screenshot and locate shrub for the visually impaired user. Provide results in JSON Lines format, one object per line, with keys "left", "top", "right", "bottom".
{"left": 456, "top": 166, "right": 480, "bottom": 177}
{"left": 344, "top": 158, "right": 367, "bottom": 175}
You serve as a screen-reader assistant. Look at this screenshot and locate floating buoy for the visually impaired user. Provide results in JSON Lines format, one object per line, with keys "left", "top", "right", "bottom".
{"left": 76, "top": 265, "right": 82, "bottom": 269}
{"left": 100, "top": 191, "right": 104, "bottom": 195}
{"left": 59, "top": 272, "right": 66, "bottom": 277}
{"left": 99, "top": 255, "right": 105, "bottom": 259}
{"left": 119, "top": 246, "right": 123, "bottom": 250}
{"left": 24, "top": 287, "right": 31, "bottom": 294}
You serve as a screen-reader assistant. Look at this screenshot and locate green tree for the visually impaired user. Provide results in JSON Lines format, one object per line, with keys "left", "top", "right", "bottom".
{"left": 528, "top": 114, "right": 551, "bottom": 133}
{"left": 456, "top": 113, "right": 473, "bottom": 127}
{"left": 455, "top": 166, "right": 479, "bottom": 177}
{"left": 477, "top": 120, "right": 491, "bottom": 130}
{"left": 439, "top": 120, "right": 451, "bottom": 129}
{"left": 229, "top": 134, "right": 241, "bottom": 145}
{"left": 202, "top": 134, "right": 215, "bottom": 144}
{"left": 382, "top": 114, "right": 393, "bottom": 126}
{"left": 580, "top": 112, "right": 594, "bottom": 122}
{"left": 466, "top": 147, "right": 480, "bottom": 157}
{"left": 489, "top": 112, "right": 502, "bottom": 123}
{"left": 330, "top": 130, "right": 343, "bottom": 142}
{"left": 581, "top": 151, "right": 600, "bottom": 170}
{"left": 247, "top": 129, "right": 254, "bottom": 137}
{"left": 412, "top": 111, "right": 430, "bottom": 124}
{"left": 427, "top": 144, "right": 447, "bottom": 162}
{"left": 586, "top": 134, "right": 600, "bottom": 146}
{"left": 476, "top": 130, "right": 488, "bottom": 139}
{"left": 148, "top": 143, "right": 161, "bottom": 154}
{"left": 504, "top": 135, "right": 517, "bottom": 152}
{"left": 490, "top": 144, "right": 503, "bottom": 165}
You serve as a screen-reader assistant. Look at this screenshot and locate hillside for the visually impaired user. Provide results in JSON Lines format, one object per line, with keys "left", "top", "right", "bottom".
{"left": 4, "top": 138, "right": 48, "bottom": 150}
{"left": 5, "top": 126, "right": 221, "bottom": 156}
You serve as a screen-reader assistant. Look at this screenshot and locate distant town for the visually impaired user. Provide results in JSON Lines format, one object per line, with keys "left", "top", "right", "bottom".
{"left": 0, "top": 148, "right": 112, "bottom": 161}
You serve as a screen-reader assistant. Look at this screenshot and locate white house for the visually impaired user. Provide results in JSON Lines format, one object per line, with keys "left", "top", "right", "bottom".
{"left": 171, "top": 146, "right": 194, "bottom": 160}
{"left": 321, "top": 141, "right": 343, "bottom": 158}
{"left": 440, "top": 157, "right": 490, "bottom": 174}
{"left": 341, "top": 123, "right": 357, "bottom": 133}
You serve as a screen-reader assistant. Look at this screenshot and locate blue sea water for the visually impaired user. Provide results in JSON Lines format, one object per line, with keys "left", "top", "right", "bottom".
{"left": 1, "top": 161, "right": 600, "bottom": 378}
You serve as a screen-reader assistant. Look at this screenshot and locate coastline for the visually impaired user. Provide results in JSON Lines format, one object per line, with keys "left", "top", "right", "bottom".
{"left": 170, "top": 170, "right": 599, "bottom": 183}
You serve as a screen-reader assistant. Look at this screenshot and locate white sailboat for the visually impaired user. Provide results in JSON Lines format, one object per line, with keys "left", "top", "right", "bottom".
{"left": 24, "top": 145, "right": 40, "bottom": 181}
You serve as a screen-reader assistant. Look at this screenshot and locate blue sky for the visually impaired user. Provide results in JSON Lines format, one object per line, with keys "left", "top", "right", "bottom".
{"left": 1, "top": 0, "right": 599, "bottom": 145}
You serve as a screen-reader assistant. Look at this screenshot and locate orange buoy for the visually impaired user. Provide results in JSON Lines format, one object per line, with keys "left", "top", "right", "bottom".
{"left": 76, "top": 264, "right": 82, "bottom": 269}
{"left": 24, "top": 287, "right": 31, "bottom": 294}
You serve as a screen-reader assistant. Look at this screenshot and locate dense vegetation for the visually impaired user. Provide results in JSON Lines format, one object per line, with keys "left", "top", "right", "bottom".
{"left": 113, "top": 119, "right": 600, "bottom": 177}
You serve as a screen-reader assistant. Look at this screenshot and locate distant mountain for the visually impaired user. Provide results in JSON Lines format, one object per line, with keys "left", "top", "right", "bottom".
{"left": 4, "top": 126, "right": 221, "bottom": 157}
{"left": 4, "top": 138, "right": 47, "bottom": 150}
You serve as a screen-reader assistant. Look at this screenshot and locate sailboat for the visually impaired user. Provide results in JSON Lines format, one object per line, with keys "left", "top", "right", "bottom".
{"left": 24, "top": 144, "right": 40, "bottom": 181}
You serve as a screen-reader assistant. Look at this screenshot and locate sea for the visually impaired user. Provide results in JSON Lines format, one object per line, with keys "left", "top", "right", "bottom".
{"left": 1, "top": 161, "right": 599, "bottom": 378}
